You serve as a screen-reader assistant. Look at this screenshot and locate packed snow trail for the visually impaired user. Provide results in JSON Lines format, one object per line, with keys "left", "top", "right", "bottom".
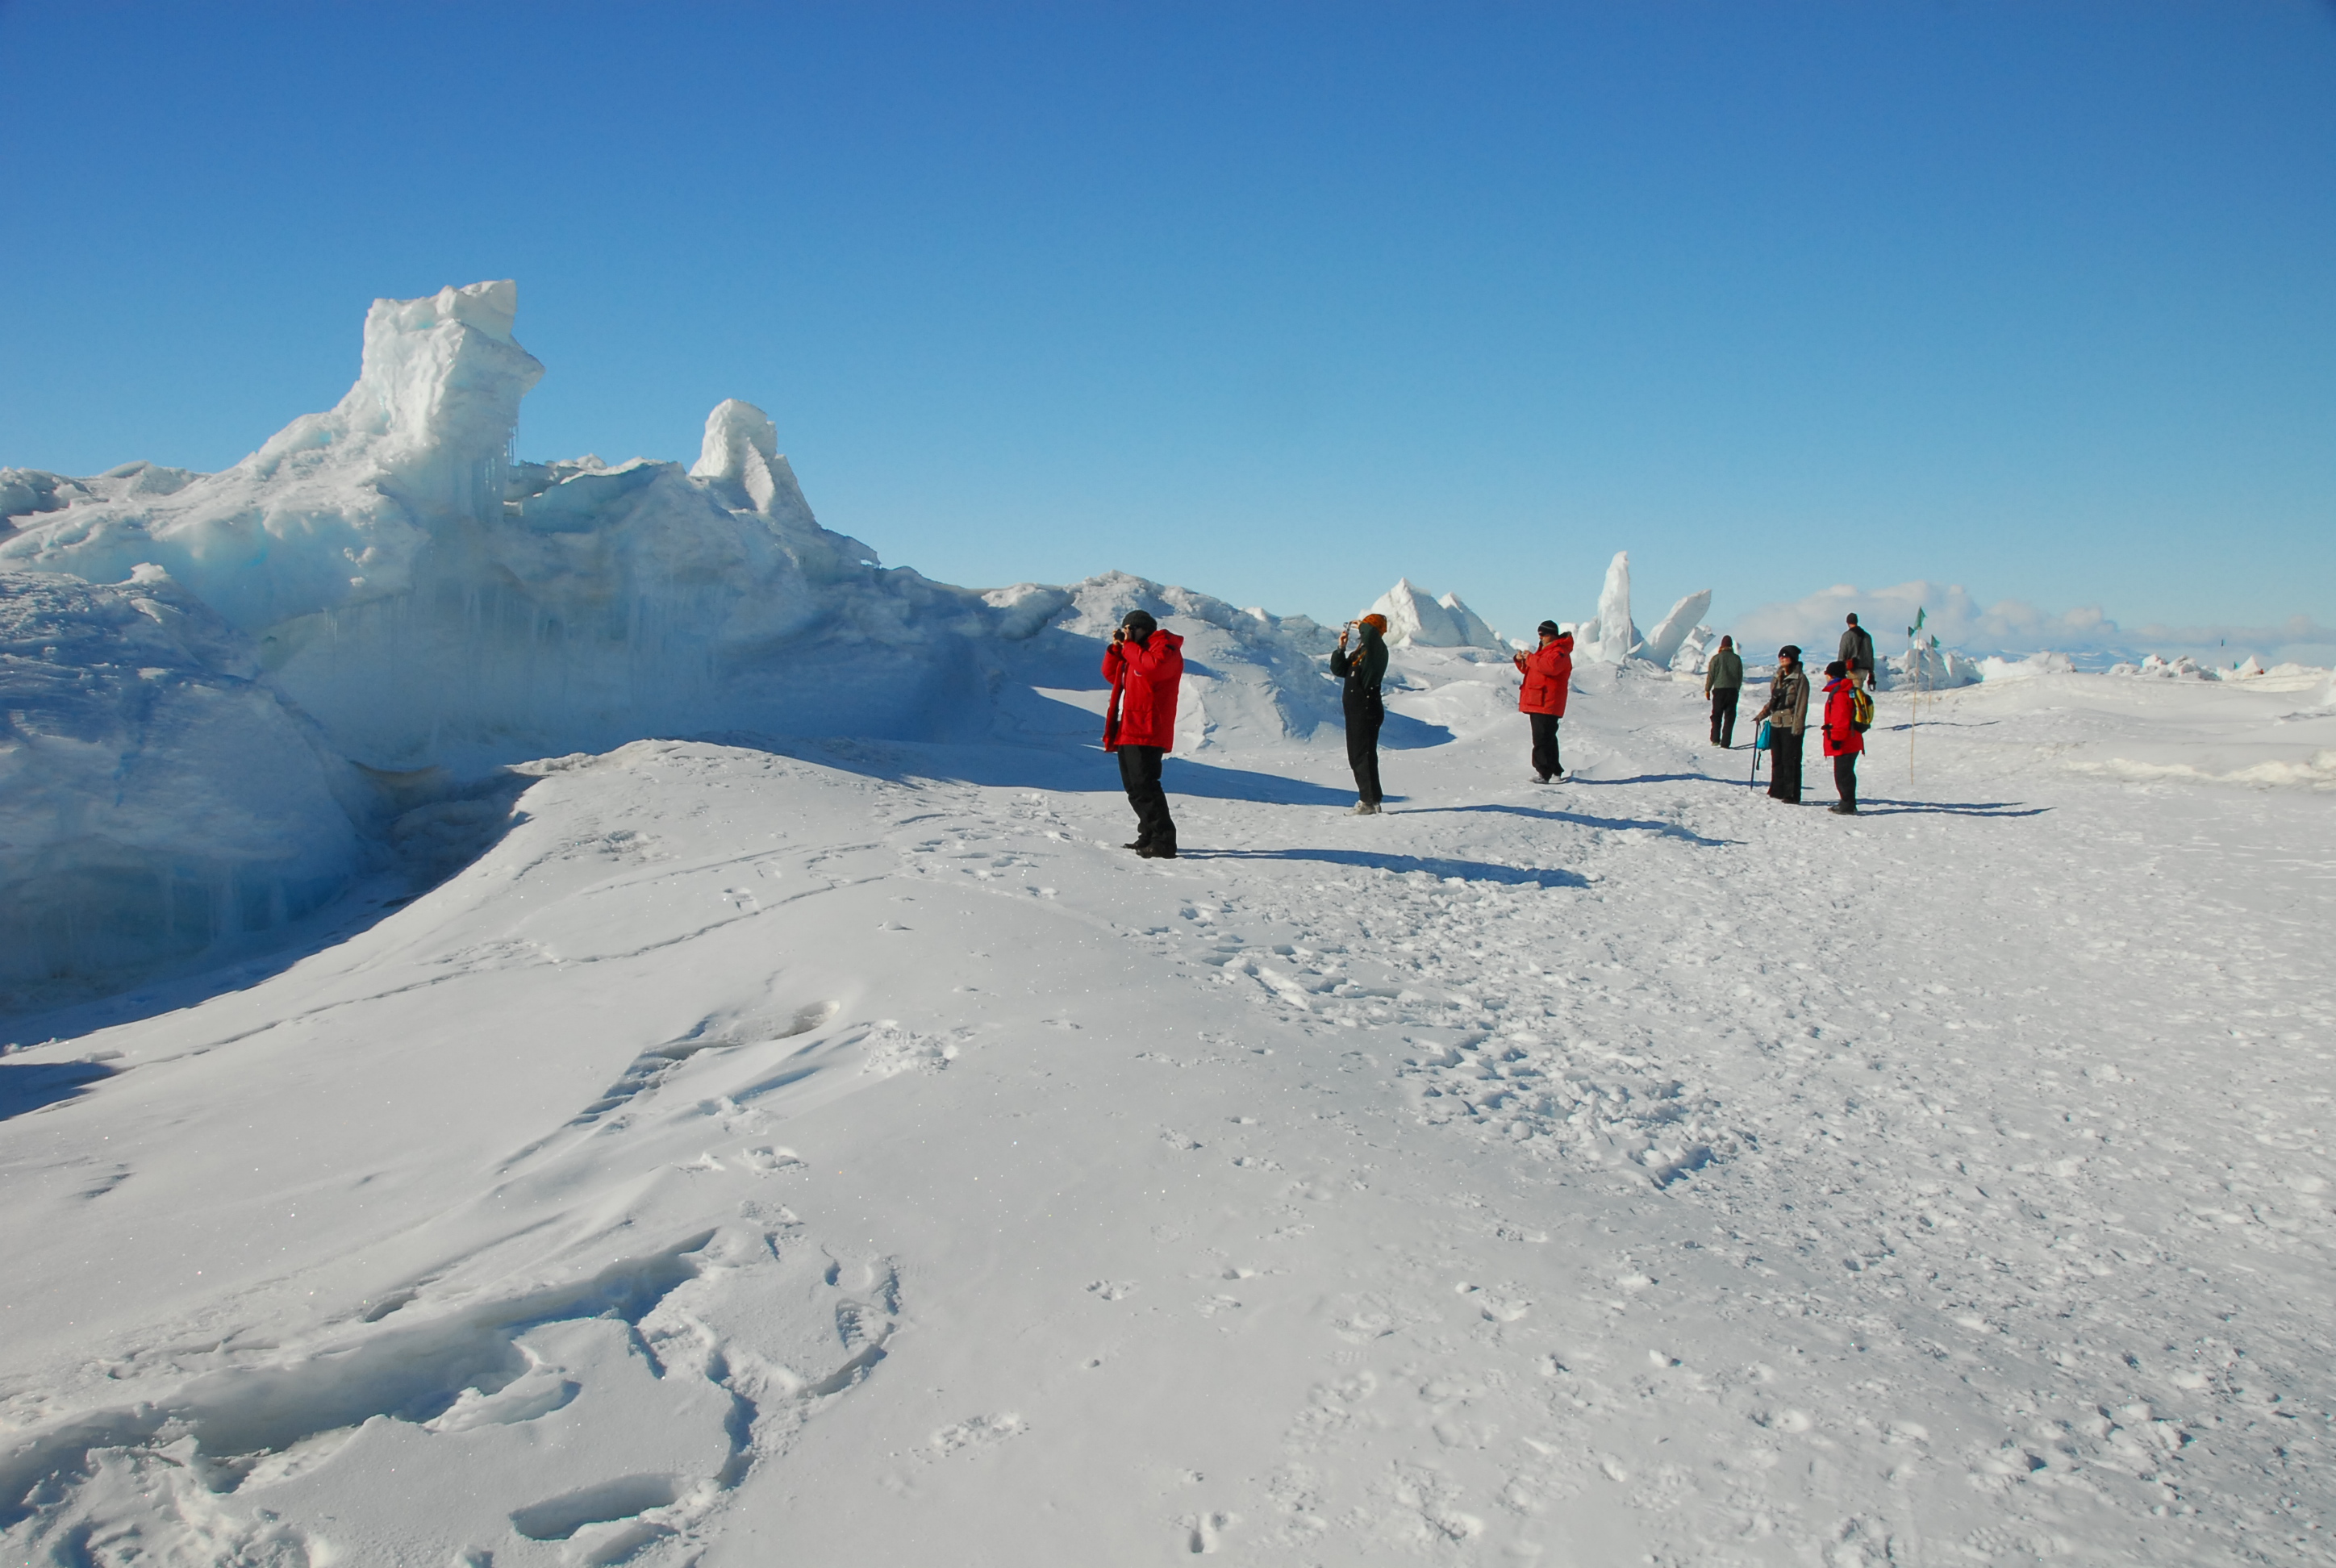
{"left": 1, "top": 663, "right": 2330, "bottom": 1564}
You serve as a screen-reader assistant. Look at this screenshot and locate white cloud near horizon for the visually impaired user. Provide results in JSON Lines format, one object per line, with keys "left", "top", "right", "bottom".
{"left": 1724, "top": 582, "right": 2336, "bottom": 666}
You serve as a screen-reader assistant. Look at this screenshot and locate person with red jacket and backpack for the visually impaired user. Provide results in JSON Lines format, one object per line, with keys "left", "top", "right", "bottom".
{"left": 1103, "top": 609, "right": 1185, "bottom": 857}
{"left": 1820, "top": 658, "right": 1864, "bottom": 815}
{"left": 1512, "top": 620, "right": 1573, "bottom": 782}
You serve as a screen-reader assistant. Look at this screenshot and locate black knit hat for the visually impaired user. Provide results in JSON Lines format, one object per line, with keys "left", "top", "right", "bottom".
{"left": 1537, "top": 619, "right": 1561, "bottom": 637}
{"left": 1779, "top": 644, "right": 1801, "bottom": 661}
{"left": 1121, "top": 610, "right": 1158, "bottom": 635}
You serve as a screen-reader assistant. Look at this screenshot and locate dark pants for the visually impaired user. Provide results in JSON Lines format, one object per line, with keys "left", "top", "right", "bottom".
{"left": 1833, "top": 752, "right": 1858, "bottom": 811}
{"left": 1117, "top": 744, "right": 1176, "bottom": 847}
{"left": 1345, "top": 694, "right": 1384, "bottom": 803}
{"left": 1528, "top": 712, "right": 1562, "bottom": 779}
{"left": 1709, "top": 687, "right": 1738, "bottom": 747}
{"left": 1767, "top": 728, "right": 1804, "bottom": 802}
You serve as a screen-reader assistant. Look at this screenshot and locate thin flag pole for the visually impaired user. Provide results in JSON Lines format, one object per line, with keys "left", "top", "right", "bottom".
{"left": 1905, "top": 607, "right": 1927, "bottom": 788}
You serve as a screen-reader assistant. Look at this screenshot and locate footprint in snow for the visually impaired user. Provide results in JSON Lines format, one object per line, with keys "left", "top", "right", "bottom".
{"left": 928, "top": 1413, "right": 1025, "bottom": 1457}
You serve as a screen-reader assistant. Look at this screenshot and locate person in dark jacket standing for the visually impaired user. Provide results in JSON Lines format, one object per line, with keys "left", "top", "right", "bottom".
{"left": 1821, "top": 658, "right": 1864, "bottom": 814}
{"left": 1838, "top": 614, "right": 1876, "bottom": 690}
{"left": 1103, "top": 610, "right": 1185, "bottom": 857}
{"left": 1512, "top": 620, "right": 1573, "bottom": 782}
{"left": 1749, "top": 644, "right": 1810, "bottom": 803}
{"left": 1331, "top": 613, "right": 1390, "bottom": 814}
{"left": 1703, "top": 635, "right": 1742, "bottom": 748}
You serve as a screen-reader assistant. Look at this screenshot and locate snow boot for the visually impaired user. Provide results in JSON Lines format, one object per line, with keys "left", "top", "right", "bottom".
{"left": 1139, "top": 843, "right": 1179, "bottom": 858}
{"left": 1351, "top": 802, "right": 1381, "bottom": 815}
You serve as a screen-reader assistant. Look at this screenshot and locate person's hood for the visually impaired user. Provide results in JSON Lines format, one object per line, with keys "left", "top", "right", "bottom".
{"left": 1553, "top": 632, "right": 1575, "bottom": 652}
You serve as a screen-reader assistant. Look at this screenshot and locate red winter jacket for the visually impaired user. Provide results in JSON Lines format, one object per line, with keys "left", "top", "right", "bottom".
{"left": 1103, "top": 630, "right": 1185, "bottom": 751}
{"left": 1821, "top": 677, "right": 1864, "bottom": 757}
{"left": 1513, "top": 634, "right": 1574, "bottom": 716}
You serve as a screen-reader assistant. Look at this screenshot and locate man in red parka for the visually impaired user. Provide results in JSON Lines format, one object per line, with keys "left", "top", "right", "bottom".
{"left": 1512, "top": 620, "right": 1573, "bottom": 782}
{"left": 1103, "top": 609, "right": 1185, "bottom": 857}
{"left": 1820, "top": 657, "right": 1864, "bottom": 815}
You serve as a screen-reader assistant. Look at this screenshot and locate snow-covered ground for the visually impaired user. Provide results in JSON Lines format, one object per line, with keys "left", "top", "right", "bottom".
{"left": 4, "top": 654, "right": 2330, "bottom": 1566}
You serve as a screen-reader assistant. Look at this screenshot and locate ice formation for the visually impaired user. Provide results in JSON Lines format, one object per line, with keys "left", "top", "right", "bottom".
{"left": 0, "top": 461, "right": 201, "bottom": 529}
{"left": 1362, "top": 578, "right": 1504, "bottom": 650}
{"left": 1886, "top": 643, "right": 1984, "bottom": 689}
{"left": 1975, "top": 650, "right": 2078, "bottom": 682}
{"left": 1640, "top": 588, "right": 1712, "bottom": 669}
{"left": 0, "top": 569, "right": 362, "bottom": 1007}
{"left": 0, "top": 283, "right": 1018, "bottom": 769}
{"left": 1037, "top": 571, "right": 1344, "bottom": 749}
{"left": 1665, "top": 624, "right": 1717, "bottom": 675}
{"left": 0, "top": 281, "right": 1377, "bottom": 1003}
{"left": 1574, "top": 551, "right": 1639, "bottom": 664}
{"left": 690, "top": 397, "right": 820, "bottom": 528}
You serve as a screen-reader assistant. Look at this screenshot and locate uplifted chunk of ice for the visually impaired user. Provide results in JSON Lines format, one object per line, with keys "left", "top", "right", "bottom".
{"left": 1641, "top": 589, "right": 1712, "bottom": 669}
{"left": 690, "top": 398, "right": 820, "bottom": 529}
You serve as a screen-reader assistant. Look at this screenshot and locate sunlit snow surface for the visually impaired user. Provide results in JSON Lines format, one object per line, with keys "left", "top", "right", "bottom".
{"left": 2, "top": 656, "right": 2330, "bottom": 1565}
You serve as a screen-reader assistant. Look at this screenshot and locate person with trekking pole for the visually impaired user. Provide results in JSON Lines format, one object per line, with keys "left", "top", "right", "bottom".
{"left": 1748, "top": 644, "right": 1810, "bottom": 803}
{"left": 1820, "top": 658, "right": 1866, "bottom": 815}
{"left": 1103, "top": 609, "right": 1185, "bottom": 857}
{"left": 1332, "top": 613, "right": 1390, "bottom": 814}
{"left": 1512, "top": 619, "right": 1574, "bottom": 782}
{"left": 1704, "top": 634, "right": 1742, "bottom": 748}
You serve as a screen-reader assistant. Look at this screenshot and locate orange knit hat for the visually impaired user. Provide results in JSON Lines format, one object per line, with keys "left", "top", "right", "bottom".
{"left": 1358, "top": 613, "right": 1389, "bottom": 634}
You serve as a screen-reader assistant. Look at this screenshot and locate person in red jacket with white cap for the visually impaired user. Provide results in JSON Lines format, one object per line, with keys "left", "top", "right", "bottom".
{"left": 1512, "top": 620, "right": 1574, "bottom": 782}
{"left": 1103, "top": 609, "right": 1185, "bottom": 857}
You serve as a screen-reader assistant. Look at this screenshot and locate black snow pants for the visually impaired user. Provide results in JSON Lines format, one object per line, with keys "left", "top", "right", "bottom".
{"left": 1767, "top": 728, "right": 1804, "bottom": 803}
{"left": 1118, "top": 744, "right": 1176, "bottom": 849}
{"left": 1345, "top": 693, "right": 1384, "bottom": 804}
{"left": 1528, "top": 712, "right": 1562, "bottom": 780}
{"left": 1833, "top": 753, "right": 1858, "bottom": 812}
{"left": 1709, "top": 688, "right": 1738, "bottom": 747}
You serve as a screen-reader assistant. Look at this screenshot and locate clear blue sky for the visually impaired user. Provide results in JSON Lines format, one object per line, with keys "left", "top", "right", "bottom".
{"left": 2, "top": 0, "right": 2330, "bottom": 646}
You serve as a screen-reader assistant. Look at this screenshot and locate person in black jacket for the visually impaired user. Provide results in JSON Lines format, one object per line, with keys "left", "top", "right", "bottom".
{"left": 1331, "top": 613, "right": 1390, "bottom": 814}
{"left": 1838, "top": 614, "right": 1876, "bottom": 690}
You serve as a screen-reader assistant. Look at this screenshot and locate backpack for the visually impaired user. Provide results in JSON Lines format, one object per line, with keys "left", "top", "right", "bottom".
{"left": 1849, "top": 685, "right": 1874, "bottom": 732}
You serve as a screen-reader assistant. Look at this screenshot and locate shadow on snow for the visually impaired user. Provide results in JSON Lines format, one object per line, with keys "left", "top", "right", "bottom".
{"left": 1402, "top": 802, "right": 1734, "bottom": 849}
{"left": 1176, "top": 848, "right": 1587, "bottom": 889}
{"left": 0, "top": 1059, "right": 116, "bottom": 1123}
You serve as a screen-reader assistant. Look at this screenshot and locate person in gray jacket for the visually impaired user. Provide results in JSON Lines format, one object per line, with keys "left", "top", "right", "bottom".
{"left": 1749, "top": 644, "right": 1811, "bottom": 803}
{"left": 1704, "top": 635, "right": 1742, "bottom": 747}
{"left": 1838, "top": 614, "right": 1876, "bottom": 690}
